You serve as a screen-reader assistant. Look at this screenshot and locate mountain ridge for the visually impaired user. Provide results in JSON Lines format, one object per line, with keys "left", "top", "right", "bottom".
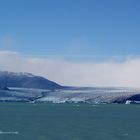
{"left": 0, "top": 71, "right": 140, "bottom": 104}
{"left": 0, "top": 71, "right": 62, "bottom": 90}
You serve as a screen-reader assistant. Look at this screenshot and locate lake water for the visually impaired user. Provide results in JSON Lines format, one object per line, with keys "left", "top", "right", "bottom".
{"left": 0, "top": 103, "right": 139, "bottom": 140}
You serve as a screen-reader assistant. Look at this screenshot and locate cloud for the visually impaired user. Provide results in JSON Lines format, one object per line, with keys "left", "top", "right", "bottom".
{"left": 0, "top": 50, "right": 140, "bottom": 87}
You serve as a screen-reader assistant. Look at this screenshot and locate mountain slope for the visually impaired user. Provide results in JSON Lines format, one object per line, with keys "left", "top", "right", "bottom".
{"left": 0, "top": 71, "right": 140, "bottom": 104}
{"left": 0, "top": 71, "right": 62, "bottom": 90}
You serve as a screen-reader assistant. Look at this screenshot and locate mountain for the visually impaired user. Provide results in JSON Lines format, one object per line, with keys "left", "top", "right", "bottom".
{"left": 0, "top": 71, "right": 140, "bottom": 104}
{"left": 0, "top": 71, "right": 62, "bottom": 90}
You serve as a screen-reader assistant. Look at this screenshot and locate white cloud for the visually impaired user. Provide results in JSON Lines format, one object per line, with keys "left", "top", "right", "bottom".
{"left": 0, "top": 50, "right": 140, "bottom": 87}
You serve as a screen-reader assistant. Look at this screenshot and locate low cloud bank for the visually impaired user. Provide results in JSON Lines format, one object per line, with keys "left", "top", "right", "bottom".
{"left": 0, "top": 50, "right": 140, "bottom": 87}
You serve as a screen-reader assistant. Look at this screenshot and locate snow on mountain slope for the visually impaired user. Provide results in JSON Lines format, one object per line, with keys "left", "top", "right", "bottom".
{"left": 0, "top": 71, "right": 140, "bottom": 104}
{"left": 0, "top": 71, "right": 62, "bottom": 90}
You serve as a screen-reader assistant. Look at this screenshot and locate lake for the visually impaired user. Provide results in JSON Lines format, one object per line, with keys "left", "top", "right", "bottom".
{"left": 0, "top": 103, "right": 139, "bottom": 140}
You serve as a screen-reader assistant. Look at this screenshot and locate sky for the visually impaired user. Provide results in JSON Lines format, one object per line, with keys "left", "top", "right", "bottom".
{"left": 0, "top": 0, "right": 140, "bottom": 87}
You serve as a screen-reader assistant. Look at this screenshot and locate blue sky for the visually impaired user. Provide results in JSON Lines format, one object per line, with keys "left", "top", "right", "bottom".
{"left": 0, "top": 0, "right": 140, "bottom": 86}
{"left": 0, "top": 0, "right": 140, "bottom": 56}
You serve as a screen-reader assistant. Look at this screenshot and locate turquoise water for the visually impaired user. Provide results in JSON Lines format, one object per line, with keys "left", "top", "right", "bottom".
{"left": 0, "top": 103, "right": 139, "bottom": 140}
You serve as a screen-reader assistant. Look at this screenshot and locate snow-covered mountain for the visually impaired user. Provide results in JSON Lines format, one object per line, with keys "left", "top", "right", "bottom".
{"left": 0, "top": 71, "right": 140, "bottom": 104}
{"left": 0, "top": 71, "right": 62, "bottom": 90}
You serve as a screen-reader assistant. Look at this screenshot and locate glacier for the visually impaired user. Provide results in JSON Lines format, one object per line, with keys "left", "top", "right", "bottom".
{"left": 0, "top": 87, "right": 140, "bottom": 104}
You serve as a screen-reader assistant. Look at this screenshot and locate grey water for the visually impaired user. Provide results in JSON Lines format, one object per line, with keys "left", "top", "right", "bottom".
{"left": 0, "top": 103, "right": 139, "bottom": 140}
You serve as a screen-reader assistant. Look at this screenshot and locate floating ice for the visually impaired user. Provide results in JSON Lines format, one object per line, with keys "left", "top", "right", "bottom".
{"left": 0, "top": 130, "right": 19, "bottom": 135}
